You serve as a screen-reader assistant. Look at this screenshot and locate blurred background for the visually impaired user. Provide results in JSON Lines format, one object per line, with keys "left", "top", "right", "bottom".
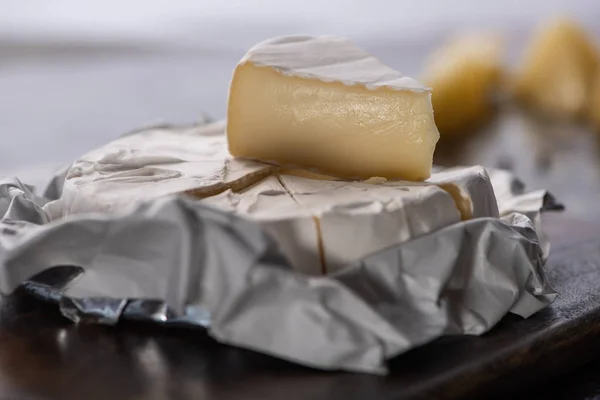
{"left": 1, "top": 0, "right": 600, "bottom": 216}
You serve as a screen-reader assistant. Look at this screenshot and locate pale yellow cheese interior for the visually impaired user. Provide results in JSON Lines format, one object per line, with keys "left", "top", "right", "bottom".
{"left": 202, "top": 173, "right": 463, "bottom": 275}
{"left": 434, "top": 183, "right": 473, "bottom": 220}
{"left": 227, "top": 63, "right": 439, "bottom": 181}
{"left": 279, "top": 167, "right": 341, "bottom": 181}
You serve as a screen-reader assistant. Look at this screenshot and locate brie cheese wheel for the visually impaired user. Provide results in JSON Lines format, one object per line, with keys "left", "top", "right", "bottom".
{"left": 227, "top": 35, "right": 440, "bottom": 181}
{"left": 513, "top": 18, "right": 599, "bottom": 119}
{"left": 56, "top": 121, "right": 276, "bottom": 218}
{"left": 422, "top": 34, "right": 504, "bottom": 138}
{"left": 58, "top": 121, "right": 499, "bottom": 276}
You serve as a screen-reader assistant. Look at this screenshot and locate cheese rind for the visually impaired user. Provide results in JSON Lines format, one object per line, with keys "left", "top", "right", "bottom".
{"left": 227, "top": 35, "right": 440, "bottom": 181}
{"left": 57, "top": 121, "right": 276, "bottom": 218}
{"left": 203, "top": 174, "right": 463, "bottom": 274}
{"left": 201, "top": 176, "right": 323, "bottom": 275}
{"left": 277, "top": 175, "right": 462, "bottom": 274}
{"left": 284, "top": 165, "right": 500, "bottom": 221}
{"left": 239, "top": 35, "right": 428, "bottom": 90}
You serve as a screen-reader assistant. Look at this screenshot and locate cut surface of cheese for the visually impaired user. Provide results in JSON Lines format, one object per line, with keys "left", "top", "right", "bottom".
{"left": 57, "top": 121, "right": 276, "bottom": 218}
{"left": 514, "top": 18, "right": 599, "bottom": 119}
{"left": 422, "top": 34, "right": 504, "bottom": 138}
{"left": 227, "top": 35, "right": 440, "bottom": 181}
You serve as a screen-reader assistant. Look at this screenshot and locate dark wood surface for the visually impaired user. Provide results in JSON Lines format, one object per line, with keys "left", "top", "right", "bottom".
{"left": 0, "top": 212, "right": 597, "bottom": 400}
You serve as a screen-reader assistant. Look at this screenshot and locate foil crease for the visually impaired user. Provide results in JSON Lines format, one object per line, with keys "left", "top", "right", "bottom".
{"left": 0, "top": 168, "right": 560, "bottom": 374}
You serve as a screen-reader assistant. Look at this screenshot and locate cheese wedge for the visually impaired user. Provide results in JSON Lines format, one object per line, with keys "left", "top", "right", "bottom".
{"left": 58, "top": 121, "right": 276, "bottom": 217}
{"left": 513, "top": 18, "right": 599, "bottom": 119}
{"left": 227, "top": 35, "right": 440, "bottom": 181}
{"left": 422, "top": 34, "right": 504, "bottom": 138}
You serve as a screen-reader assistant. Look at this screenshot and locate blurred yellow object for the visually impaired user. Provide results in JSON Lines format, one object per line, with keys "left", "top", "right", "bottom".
{"left": 588, "top": 71, "right": 600, "bottom": 130}
{"left": 513, "top": 18, "right": 599, "bottom": 119}
{"left": 422, "top": 34, "right": 504, "bottom": 139}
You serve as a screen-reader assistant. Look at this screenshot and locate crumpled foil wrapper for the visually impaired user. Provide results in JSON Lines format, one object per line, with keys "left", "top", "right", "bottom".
{"left": 0, "top": 165, "right": 561, "bottom": 374}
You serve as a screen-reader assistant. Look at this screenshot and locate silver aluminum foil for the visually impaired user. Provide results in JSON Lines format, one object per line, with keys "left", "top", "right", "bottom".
{"left": 0, "top": 167, "right": 560, "bottom": 374}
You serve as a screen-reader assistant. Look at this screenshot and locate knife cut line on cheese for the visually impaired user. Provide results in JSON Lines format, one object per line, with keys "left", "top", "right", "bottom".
{"left": 276, "top": 174, "right": 329, "bottom": 275}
